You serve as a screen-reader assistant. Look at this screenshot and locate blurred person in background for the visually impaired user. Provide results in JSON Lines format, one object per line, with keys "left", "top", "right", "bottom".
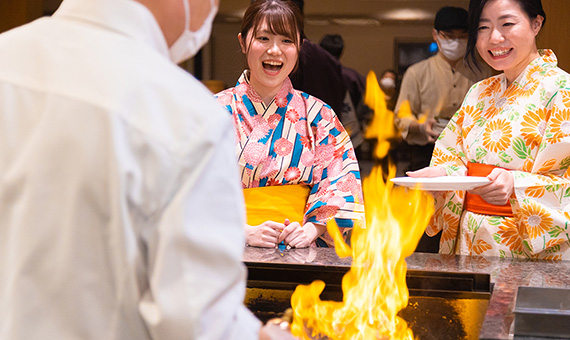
{"left": 287, "top": 0, "right": 345, "bottom": 115}
{"left": 286, "top": 0, "right": 365, "bottom": 150}
{"left": 395, "top": 6, "right": 491, "bottom": 173}
{"left": 0, "top": 0, "right": 294, "bottom": 339}
{"left": 395, "top": 6, "right": 491, "bottom": 253}
{"left": 378, "top": 69, "right": 398, "bottom": 112}
{"left": 409, "top": 0, "right": 570, "bottom": 260}
{"left": 319, "top": 34, "right": 367, "bottom": 121}
{"left": 319, "top": 33, "right": 368, "bottom": 156}
{"left": 215, "top": 0, "right": 364, "bottom": 250}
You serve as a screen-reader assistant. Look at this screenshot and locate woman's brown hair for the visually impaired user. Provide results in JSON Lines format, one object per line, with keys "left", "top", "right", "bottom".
{"left": 240, "top": 0, "right": 304, "bottom": 57}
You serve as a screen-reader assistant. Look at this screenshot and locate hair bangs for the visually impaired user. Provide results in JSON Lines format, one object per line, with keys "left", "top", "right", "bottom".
{"left": 255, "top": 3, "right": 300, "bottom": 47}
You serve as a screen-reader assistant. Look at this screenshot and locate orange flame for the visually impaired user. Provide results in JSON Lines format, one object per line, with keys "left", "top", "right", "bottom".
{"left": 291, "top": 166, "right": 434, "bottom": 339}
{"left": 396, "top": 100, "right": 414, "bottom": 121}
{"left": 397, "top": 99, "right": 434, "bottom": 125}
{"left": 363, "top": 71, "right": 397, "bottom": 159}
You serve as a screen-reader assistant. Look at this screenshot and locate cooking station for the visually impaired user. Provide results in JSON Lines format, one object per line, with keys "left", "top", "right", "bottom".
{"left": 243, "top": 246, "right": 570, "bottom": 340}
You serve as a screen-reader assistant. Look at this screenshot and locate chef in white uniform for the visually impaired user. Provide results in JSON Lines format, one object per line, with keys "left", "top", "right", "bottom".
{"left": 0, "top": 0, "right": 290, "bottom": 339}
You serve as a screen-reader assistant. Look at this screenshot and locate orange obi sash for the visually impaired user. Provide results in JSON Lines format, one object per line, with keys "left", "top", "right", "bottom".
{"left": 464, "top": 163, "right": 514, "bottom": 217}
{"left": 242, "top": 184, "right": 311, "bottom": 226}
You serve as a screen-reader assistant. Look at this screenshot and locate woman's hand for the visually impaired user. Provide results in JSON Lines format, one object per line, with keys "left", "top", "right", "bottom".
{"left": 468, "top": 168, "right": 514, "bottom": 205}
{"left": 406, "top": 165, "right": 446, "bottom": 178}
{"left": 405, "top": 166, "right": 447, "bottom": 196}
{"left": 245, "top": 221, "right": 285, "bottom": 248}
{"left": 277, "top": 221, "right": 326, "bottom": 249}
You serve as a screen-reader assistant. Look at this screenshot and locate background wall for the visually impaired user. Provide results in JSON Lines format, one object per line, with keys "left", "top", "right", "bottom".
{"left": 210, "top": 21, "right": 433, "bottom": 89}
{"left": 537, "top": 0, "right": 570, "bottom": 70}
{"left": 209, "top": 0, "right": 570, "bottom": 90}
{"left": 1, "top": 0, "right": 568, "bottom": 87}
{"left": 0, "top": 0, "right": 43, "bottom": 33}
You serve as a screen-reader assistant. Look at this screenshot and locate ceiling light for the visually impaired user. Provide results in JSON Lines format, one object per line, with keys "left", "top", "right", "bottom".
{"left": 380, "top": 8, "right": 432, "bottom": 22}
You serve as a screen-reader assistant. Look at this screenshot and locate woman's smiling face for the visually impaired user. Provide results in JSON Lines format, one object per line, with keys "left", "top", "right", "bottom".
{"left": 240, "top": 20, "right": 300, "bottom": 101}
{"left": 476, "top": 0, "right": 543, "bottom": 84}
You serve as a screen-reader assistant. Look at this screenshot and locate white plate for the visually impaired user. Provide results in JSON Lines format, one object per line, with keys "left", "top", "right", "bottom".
{"left": 390, "top": 176, "right": 491, "bottom": 191}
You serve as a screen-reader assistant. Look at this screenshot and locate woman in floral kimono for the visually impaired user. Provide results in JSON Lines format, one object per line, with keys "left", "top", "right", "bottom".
{"left": 409, "top": 0, "right": 570, "bottom": 259}
{"left": 215, "top": 0, "right": 364, "bottom": 249}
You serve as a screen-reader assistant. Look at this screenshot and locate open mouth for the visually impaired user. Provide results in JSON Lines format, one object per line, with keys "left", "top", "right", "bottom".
{"left": 489, "top": 48, "right": 513, "bottom": 58}
{"left": 263, "top": 60, "right": 283, "bottom": 72}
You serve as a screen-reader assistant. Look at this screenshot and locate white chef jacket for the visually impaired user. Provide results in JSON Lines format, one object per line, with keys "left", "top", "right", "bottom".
{"left": 0, "top": 0, "right": 261, "bottom": 339}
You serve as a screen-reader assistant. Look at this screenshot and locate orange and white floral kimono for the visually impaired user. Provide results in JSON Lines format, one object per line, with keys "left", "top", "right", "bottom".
{"left": 429, "top": 50, "right": 570, "bottom": 260}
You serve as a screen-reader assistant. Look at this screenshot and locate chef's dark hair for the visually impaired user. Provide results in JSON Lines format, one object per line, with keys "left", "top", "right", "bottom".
{"left": 319, "top": 34, "right": 344, "bottom": 59}
{"left": 465, "top": 0, "right": 546, "bottom": 71}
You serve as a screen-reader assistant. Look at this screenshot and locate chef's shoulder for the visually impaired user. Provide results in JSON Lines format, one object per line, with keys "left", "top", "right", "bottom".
{"left": 109, "top": 51, "right": 232, "bottom": 159}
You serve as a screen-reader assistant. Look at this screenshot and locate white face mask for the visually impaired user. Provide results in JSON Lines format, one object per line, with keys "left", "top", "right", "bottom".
{"left": 437, "top": 37, "right": 467, "bottom": 61}
{"left": 380, "top": 77, "right": 396, "bottom": 90}
{"left": 169, "top": 0, "right": 218, "bottom": 64}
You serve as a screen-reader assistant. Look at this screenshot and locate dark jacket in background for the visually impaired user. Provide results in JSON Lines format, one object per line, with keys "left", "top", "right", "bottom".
{"left": 290, "top": 39, "right": 346, "bottom": 115}
{"left": 341, "top": 66, "right": 366, "bottom": 110}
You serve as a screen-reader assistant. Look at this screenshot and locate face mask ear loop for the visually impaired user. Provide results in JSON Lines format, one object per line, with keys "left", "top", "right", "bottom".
{"left": 205, "top": 0, "right": 218, "bottom": 31}
{"left": 182, "top": 0, "right": 190, "bottom": 31}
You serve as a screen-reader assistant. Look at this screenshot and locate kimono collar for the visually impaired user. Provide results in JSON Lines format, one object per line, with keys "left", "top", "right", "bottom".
{"left": 508, "top": 49, "right": 557, "bottom": 88}
{"left": 236, "top": 70, "right": 294, "bottom": 104}
{"left": 54, "top": 0, "right": 170, "bottom": 60}
{"left": 533, "top": 49, "right": 557, "bottom": 69}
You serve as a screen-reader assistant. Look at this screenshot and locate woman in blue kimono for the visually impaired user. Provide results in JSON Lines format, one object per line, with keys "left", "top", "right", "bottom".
{"left": 215, "top": 0, "right": 364, "bottom": 249}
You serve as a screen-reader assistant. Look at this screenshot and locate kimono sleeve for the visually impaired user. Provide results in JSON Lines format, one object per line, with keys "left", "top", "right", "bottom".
{"left": 425, "top": 102, "right": 470, "bottom": 243}
{"left": 511, "top": 85, "right": 570, "bottom": 256}
{"left": 304, "top": 104, "right": 365, "bottom": 244}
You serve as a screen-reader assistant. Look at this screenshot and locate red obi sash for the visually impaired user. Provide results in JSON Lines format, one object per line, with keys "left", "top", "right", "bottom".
{"left": 464, "top": 162, "right": 514, "bottom": 217}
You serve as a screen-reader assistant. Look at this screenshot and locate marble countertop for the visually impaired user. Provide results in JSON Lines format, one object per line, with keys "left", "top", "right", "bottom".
{"left": 243, "top": 247, "right": 570, "bottom": 340}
